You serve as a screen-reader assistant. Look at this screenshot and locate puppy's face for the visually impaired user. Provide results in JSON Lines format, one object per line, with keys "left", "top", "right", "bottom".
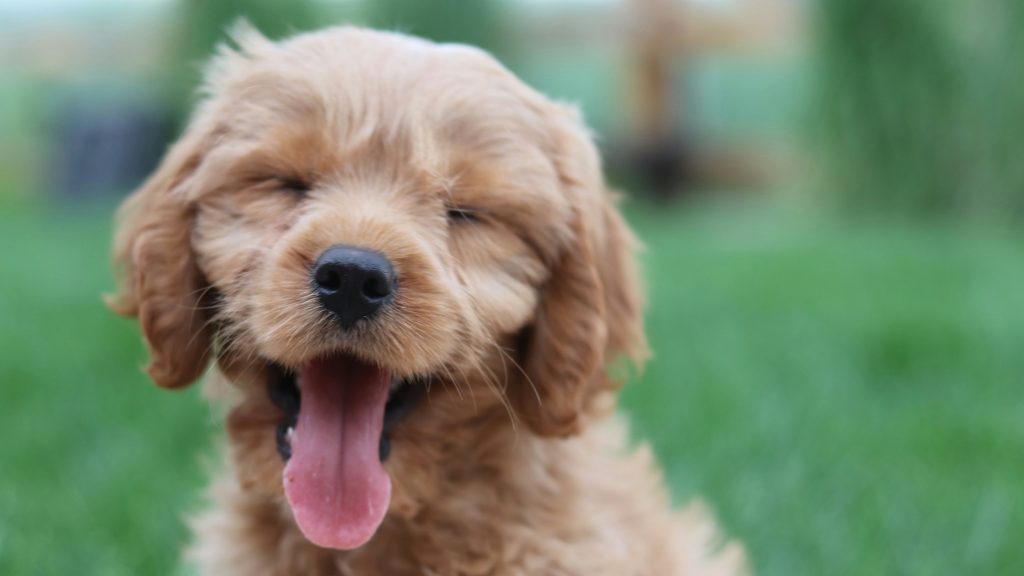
{"left": 111, "top": 27, "right": 644, "bottom": 551}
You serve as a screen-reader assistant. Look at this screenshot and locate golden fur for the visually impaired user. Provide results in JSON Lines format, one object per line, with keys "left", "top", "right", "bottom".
{"left": 110, "top": 25, "right": 746, "bottom": 575}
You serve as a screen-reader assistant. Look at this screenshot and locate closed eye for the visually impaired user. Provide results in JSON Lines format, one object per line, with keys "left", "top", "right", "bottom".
{"left": 276, "top": 176, "right": 311, "bottom": 195}
{"left": 447, "top": 207, "right": 479, "bottom": 223}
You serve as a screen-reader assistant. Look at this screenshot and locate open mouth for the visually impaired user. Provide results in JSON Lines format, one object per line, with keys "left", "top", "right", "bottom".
{"left": 268, "top": 365, "right": 422, "bottom": 463}
{"left": 266, "top": 355, "right": 424, "bottom": 550}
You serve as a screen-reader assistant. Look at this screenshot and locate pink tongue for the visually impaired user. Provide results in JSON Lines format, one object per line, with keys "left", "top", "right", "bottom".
{"left": 283, "top": 355, "right": 392, "bottom": 550}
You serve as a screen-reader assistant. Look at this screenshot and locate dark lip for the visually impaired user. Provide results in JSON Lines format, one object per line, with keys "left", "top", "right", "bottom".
{"left": 267, "top": 365, "right": 300, "bottom": 416}
{"left": 266, "top": 363, "right": 426, "bottom": 462}
{"left": 383, "top": 375, "right": 427, "bottom": 431}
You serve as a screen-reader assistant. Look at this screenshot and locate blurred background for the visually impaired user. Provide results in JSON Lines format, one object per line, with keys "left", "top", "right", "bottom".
{"left": 1, "top": 0, "right": 1022, "bottom": 574}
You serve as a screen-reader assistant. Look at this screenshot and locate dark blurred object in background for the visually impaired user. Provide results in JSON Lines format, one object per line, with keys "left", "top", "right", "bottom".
{"left": 51, "top": 99, "right": 172, "bottom": 201}
{"left": 11, "top": 0, "right": 1024, "bottom": 217}
{"left": 0, "top": 0, "right": 803, "bottom": 206}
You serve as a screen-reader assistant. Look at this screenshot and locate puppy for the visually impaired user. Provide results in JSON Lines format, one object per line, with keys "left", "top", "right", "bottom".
{"left": 110, "top": 25, "right": 745, "bottom": 575}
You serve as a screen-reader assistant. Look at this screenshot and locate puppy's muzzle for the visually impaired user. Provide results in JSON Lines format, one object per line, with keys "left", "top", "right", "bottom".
{"left": 311, "top": 245, "right": 396, "bottom": 329}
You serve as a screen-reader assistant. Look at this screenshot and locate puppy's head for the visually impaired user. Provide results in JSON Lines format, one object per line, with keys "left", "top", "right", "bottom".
{"left": 111, "top": 26, "right": 646, "bottom": 550}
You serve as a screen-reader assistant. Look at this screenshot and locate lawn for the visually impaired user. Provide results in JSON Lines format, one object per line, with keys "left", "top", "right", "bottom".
{"left": 2, "top": 199, "right": 1022, "bottom": 575}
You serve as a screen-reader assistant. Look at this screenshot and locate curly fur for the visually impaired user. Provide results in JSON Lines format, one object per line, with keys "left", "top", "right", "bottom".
{"left": 110, "top": 24, "right": 746, "bottom": 575}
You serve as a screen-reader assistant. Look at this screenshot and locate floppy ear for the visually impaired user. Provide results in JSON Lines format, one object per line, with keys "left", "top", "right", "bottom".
{"left": 108, "top": 126, "right": 214, "bottom": 389}
{"left": 514, "top": 106, "right": 648, "bottom": 437}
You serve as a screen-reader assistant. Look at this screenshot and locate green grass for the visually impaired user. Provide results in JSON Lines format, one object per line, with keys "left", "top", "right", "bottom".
{"left": 0, "top": 205, "right": 215, "bottom": 575}
{"left": 624, "top": 200, "right": 1024, "bottom": 574}
{"left": 2, "top": 199, "right": 1023, "bottom": 575}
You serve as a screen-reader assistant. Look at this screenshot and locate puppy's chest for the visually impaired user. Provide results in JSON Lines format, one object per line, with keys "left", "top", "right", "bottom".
{"left": 326, "top": 511, "right": 580, "bottom": 576}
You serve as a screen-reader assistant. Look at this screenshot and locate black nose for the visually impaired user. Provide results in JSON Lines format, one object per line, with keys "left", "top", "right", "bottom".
{"left": 311, "top": 245, "right": 396, "bottom": 329}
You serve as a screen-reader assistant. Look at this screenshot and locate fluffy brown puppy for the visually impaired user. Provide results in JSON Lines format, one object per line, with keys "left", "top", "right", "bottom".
{"left": 110, "top": 25, "right": 746, "bottom": 575}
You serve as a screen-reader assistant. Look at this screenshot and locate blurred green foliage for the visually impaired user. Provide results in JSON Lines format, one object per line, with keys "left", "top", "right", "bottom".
{"left": 365, "top": 0, "right": 508, "bottom": 60}
{"left": 813, "top": 0, "right": 1024, "bottom": 220}
{"left": 165, "top": 0, "right": 321, "bottom": 121}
